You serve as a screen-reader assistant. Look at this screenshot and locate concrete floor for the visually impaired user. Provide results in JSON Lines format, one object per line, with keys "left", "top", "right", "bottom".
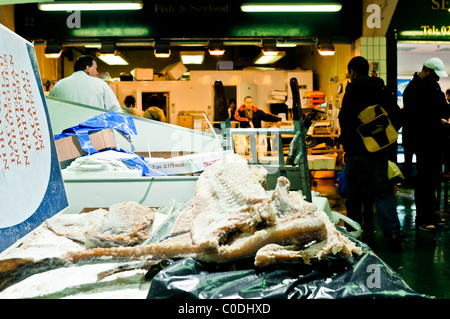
{"left": 312, "top": 177, "right": 450, "bottom": 299}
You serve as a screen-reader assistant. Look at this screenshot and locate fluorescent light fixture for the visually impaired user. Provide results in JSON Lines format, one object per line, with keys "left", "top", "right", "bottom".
{"left": 276, "top": 43, "right": 297, "bottom": 48}
{"left": 97, "top": 44, "right": 129, "bottom": 65}
{"left": 254, "top": 51, "right": 285, "bottom": 64}
{"left": 38, "top": 1, "right": 143, "bottom": 11}
{"left": 241, "top": 3, "right": 342, "bottom": 12}
{"left": 180, "top": 51, "right": 205, "bottom": 64}
{"left": 97, "top": 53, "right": 129, "bottom": 65}
{"left": 84, "top": 42, "right": 102, "bottom": 48}
{"left": 317, "top": 43, "right": 335, "bottom": 56}
{"left": 208, "top": 40, "right": 225, "bottom": 56}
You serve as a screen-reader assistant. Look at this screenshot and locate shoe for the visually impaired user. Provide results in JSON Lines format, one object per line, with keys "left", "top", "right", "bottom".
{"left": 417, "top": 224, "right": 437, "bottom": 232}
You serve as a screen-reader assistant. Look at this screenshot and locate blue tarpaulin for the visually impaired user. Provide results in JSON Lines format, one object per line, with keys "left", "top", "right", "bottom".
{"left": 54, "top": 112, "right": 137, "bottom": 155}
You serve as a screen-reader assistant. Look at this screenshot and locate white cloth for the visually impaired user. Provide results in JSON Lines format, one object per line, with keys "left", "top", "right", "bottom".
{"left": 49, "top": 71, "right": 122, "bottom": 112}
{"left": 65, "top": 150, "right": 139, "bottom": 172}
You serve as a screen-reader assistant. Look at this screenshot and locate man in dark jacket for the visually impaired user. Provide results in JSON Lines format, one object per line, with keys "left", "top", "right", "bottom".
{"left": 339, "top": 56, "right": 403, "bottom": 245}
{"left": 402, "top": 57, "right": 449, "bottom": 231}
{"left": 235, "top": 96, "right": 281, "bottom": 128}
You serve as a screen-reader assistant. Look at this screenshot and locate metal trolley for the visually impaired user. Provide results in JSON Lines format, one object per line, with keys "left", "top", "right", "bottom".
{"left": 215, "top": 78, "right": 312, "bottom": 202}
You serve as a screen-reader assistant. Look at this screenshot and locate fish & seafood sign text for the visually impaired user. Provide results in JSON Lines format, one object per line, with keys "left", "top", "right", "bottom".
{"left": 178, "top": 302, "right": 271, "bottom": 316}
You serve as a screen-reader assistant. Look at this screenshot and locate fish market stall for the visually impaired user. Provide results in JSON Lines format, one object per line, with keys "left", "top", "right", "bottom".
{"left": 0, "top": 25, "right": 427, "bottom": 300}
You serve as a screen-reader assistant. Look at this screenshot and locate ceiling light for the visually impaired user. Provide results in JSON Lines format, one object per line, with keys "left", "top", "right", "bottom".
{"left": 97, "top": 42, "right": 128, "bottom": 65}
{"left": 262, "top": 39, "right": 279, "bottom": 56}
{"left": 276, "top": 42, "right": 297, "bottom": 48}
{"left": 317, "top": 43, "right": 335, "bottom": 56}
{"left": 84, "top": 42, "right": 102, "bottom": 49}
{"left": 100, "top": 40, "right": 116, "bottom": 54}
{"left": 44, "top": 41, "right": 62, "bottom": 58}
{"left": 180, "top": 51, "right": 205, "bottom": 64}
{"left": 254, "top": 51, "right": 285, "bottom": 64}
{"left": 154, "top": 41, "right": 171, "bottom": 58}
{"left": 241, "top": 3, "right": 342, "bottom": 12}
{"left": 208, "top": 40, "right": 225, "bottom": 56}
{"left": 38, "top": 1, "right": 143, "bottom": 11}
{"left": 97, "top": 54, "right": 129, "bottom": 65}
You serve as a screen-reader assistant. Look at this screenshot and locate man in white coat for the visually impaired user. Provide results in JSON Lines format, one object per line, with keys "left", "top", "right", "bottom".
{"left": 49, "top": 55, "right": 122, "bottom": 112}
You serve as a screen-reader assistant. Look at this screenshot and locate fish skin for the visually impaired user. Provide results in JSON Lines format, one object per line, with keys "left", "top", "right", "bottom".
{"left": 0, "top": 258, "right": 71, "bottom": 292}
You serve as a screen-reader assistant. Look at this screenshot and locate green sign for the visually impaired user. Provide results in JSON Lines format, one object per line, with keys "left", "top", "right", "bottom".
{"left": 390, "top": 0, "right": 450, "bottom": 40}
{"left": 14, "top": 1, "right": 361, "bottom": 41}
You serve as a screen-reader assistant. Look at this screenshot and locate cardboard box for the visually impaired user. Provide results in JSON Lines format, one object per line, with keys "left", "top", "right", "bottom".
{"left": 161, "top": 62, "right": 188, "bottom": 80}
{"left": 307, "top": 155, "right": 336, "bottom": 170}
{"left": 177, "top": 115, "right": 193, "bottom": 129}
{"left": 216, "top": 60, "right": 233, "bottom": 70}
{"left": 55, "top": 129, "right": 131, "bottom": 162}
{"left": 131, "top": 68, "right": 154, "bottom": 81}
{"left": 193, "top": 119, "right": 203, "bottom": 131}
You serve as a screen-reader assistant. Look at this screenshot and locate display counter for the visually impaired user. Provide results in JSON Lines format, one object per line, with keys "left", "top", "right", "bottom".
{"left": 0, "top": 195, "right": 425, "bottom": 299}
{"left": 45, "top": 96, "right": 225, "bottom": 214}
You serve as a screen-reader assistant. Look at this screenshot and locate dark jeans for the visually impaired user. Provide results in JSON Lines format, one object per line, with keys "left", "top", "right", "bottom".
{"left": 414, "top": 148, "right": 441, "bottom": 225}
{"left": 344, "top": 155, "right": 401, "bottom": 235}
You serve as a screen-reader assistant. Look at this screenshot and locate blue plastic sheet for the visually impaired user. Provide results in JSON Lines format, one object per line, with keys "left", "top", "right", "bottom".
{"left": 54, "top": 112, "right": 137, "bottom": 155}
{"left": 54, "top": 112, "right": 165, "bottom": 176}
{"left": 119, "top": 151, "right": 166, "bottom": 177}
{"left": 336, "top": 165, "right": 346, "bottom": 198}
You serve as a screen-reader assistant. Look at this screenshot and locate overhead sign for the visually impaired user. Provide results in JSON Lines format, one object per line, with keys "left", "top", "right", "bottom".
{"left": 0, "top": 23, "right": 68, "bottom": 253}
{"left": 14, "top": 0, "right": 362, "bottom": 40}
{"left": 389, "top": 0, "right": 450, "bottom": 40}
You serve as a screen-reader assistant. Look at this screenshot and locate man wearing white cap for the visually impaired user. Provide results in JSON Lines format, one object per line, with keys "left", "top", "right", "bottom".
{"left": 402, "top": 57, "right": 450, "bottom": 231}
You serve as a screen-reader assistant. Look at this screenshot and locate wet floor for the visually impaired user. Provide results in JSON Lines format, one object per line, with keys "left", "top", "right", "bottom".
{"left": 312, "top": 177, "right": 450, "bottom": 299}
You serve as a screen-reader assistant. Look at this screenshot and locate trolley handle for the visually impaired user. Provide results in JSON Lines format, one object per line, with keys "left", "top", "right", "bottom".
{"left": 290, "top": 77, "right": 302, "bottom": 121}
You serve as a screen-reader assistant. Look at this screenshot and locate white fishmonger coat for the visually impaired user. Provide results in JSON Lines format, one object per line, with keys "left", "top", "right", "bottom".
{"left": 49, "top": 71, "right": 121, "bottom": 113}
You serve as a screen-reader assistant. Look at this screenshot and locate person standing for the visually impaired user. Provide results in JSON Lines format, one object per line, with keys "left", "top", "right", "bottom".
{"left": 49, "top": 55, "right": 121, "bottom": 113}
{"left": 122, "top": 95, "right": 143, "bottom": 117}
{"left": 402, "top": 57, "right": 450, "bottom": 231}
{"left": 228, "top": 98, "right": 237, "bottom": 121}
{"left": 339, "top": 56, "right": 404, "bottom": 245}
{"left": 234, "top": 96, "right": 282, "bottom": 128}
{"left": 143, "top": 94, "right": 166, "bottom": 122}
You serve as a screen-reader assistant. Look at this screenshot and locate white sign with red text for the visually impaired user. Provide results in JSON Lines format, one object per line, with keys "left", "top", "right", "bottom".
{"left": 0, "top": 24, "right": 67, "bottom": 252}
{"left": 145, "top": 150, "right": 234, "bottom": 175}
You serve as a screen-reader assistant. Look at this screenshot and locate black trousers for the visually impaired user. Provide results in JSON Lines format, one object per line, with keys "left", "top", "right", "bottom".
{"left": 344, "top": 154, "right": 401, "bottom": 235}
{"left": 414, "top": 148, "right": 442, "bottom": 225}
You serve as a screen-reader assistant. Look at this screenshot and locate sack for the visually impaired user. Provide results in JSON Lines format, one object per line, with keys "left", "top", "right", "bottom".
{"left": 357, "top": 104, "right": 398, "bottom": 152}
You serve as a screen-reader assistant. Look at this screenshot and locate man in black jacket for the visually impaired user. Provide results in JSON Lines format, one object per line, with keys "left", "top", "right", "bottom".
{"left": 234, "top": 96, "right": 282, "bottom": 128}
{"left": 339, "top": 56, "right": 403, "bottom": 245}
{"left": 402, "top": 57, "right": 450, "bottom": 231}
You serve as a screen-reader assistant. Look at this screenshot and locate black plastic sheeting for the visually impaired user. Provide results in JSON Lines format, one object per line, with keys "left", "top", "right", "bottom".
{"left": 147, "top": 233, "right": 429, "bottom": 299}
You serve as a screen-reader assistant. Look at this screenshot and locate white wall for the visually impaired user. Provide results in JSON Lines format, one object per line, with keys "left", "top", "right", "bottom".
{"left": 110, "top": 69, "right": 313, "bottom": 125}
{"left": 398, "top": 44, "right": 450, "bottom": 93}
